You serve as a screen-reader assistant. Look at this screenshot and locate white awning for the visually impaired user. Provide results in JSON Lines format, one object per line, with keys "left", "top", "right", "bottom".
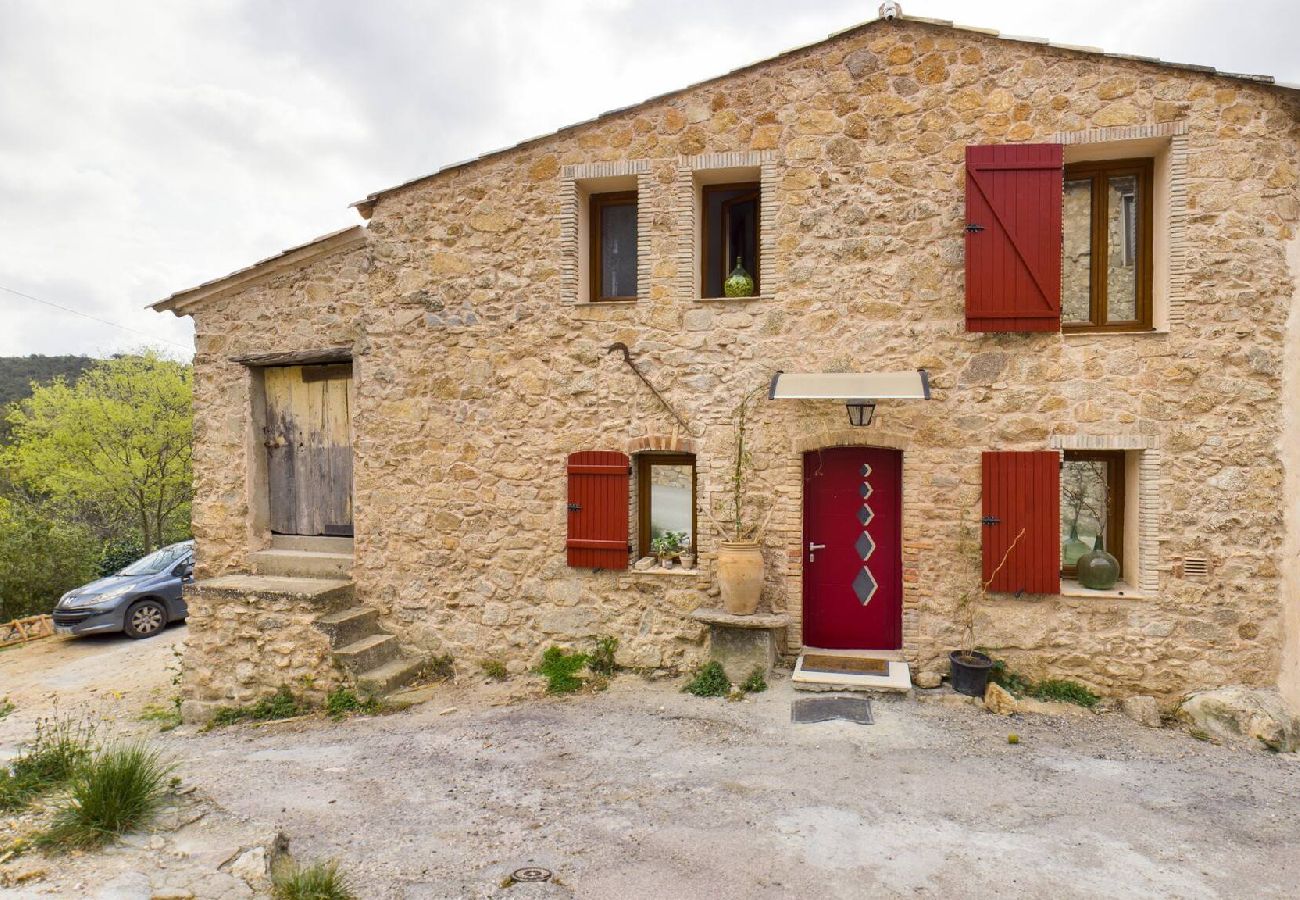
{"left": 768, "top": 370, "right": 931, "bottom": 401}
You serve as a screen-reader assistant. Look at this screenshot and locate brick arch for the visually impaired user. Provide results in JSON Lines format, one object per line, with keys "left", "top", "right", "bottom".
{"left": 628, "top": 433, "right": 697, "bottom": 455}
{"left": 792, "top": 428, "right": 910, "bottom": 454}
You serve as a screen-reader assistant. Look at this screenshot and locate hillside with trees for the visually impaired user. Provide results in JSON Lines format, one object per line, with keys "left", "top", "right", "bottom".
{"left": 0, "top": 354, "right": 96, "bottom": 411}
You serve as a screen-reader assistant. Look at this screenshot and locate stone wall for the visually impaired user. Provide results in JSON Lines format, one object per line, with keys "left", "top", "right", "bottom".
{"left": 180, "top": 18, "right": 1300, "bottom": 705}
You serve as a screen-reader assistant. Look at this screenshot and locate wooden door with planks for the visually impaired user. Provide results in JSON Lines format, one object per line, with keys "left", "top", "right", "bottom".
{"left": 262, "top": 363, "right": 355, "bottom": 536}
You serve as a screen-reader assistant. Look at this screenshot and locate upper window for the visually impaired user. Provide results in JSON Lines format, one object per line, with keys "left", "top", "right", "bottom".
{"left": 589, "top": 191, "right": 638, "bottom": 302}
{"left": 701, "top": 183, "right": 760, "bottom": 298}
{"left": 636, "top": 453, "right": 695, "bottom": 562}
{"left": 1060, "top": 450, "right": 1125, "bottom": 578}
{"left": 1062, "top": 158, "right": 1153, "bottom": 331}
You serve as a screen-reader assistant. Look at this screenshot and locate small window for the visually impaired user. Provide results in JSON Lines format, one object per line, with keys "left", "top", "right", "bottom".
{"left": 1060, "top": 450, "right": 1125, "bottom": 577}
{"left": 636, "top": 453, "right": 696, "bottom": 561}
{"left": 1062, "top": 158, "right": 1153, "bottom": 331}
{"left": 701, "top": 183, "right": 760, "bottom": 298}
{"left": 589, "top": 191, "right": 638, "bottom": 302}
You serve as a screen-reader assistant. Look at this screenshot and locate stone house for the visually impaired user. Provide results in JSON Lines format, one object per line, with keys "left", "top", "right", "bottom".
{"left": 152, "top": 10, "right": 1300, "bottom": 720}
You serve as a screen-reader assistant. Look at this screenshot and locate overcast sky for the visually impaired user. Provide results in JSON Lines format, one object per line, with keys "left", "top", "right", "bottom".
{"left": 1, "top": 0, "right": 1296, "bottom": 359}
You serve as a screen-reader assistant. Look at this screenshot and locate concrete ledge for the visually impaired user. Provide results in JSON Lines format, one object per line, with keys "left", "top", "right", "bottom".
{"left": 690, "top": 607, "right": 792, "bottom": 629}
{"left": 190, "top": 575, "right": 353, "bottom": 602}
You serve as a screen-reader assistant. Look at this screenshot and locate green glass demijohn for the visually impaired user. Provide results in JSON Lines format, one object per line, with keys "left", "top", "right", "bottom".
{"left": 724, "top": 257, "right": 755, "bottom": 297}
{"left": 1076, "top": 533, "right": 1120, "bottom": 590}
{"left": 1061, "top": 523, "right": 1090, "bottom": 568}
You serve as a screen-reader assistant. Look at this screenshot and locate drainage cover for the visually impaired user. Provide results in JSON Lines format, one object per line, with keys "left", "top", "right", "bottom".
{"left": 511, "top": 867, "right": 553, "bottom": 883}
{"left": 792, "top": 695, "right": 874, "bottom": 725}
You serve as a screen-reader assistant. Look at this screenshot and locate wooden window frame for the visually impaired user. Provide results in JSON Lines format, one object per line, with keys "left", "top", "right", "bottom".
{"left": 589, "top": 191, "right": 638, "bottom": 303}
{"left": 636, "top": 453, "right": 696, "bottom": 560}
{"left": 1062, "top": 157, "right": 1154, "bottom": 333}
{"left": 1060, "top": 449, "right": 1125, "bottom": 578}
{"left": 701, "top": 182, "right": 761, "bottom": 298}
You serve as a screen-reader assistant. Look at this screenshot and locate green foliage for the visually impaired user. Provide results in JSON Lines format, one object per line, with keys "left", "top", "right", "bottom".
{"left": 139, "top": 702, "right": 183, "bottom": 732}
{"left": 3, "top": 352, "right": 193, "bottom": 553}
{"left": 0, "top": 715, "right": 96, "bottom": 811}
{"left": 0, "top": 355, "right": 95, "bottom": 440}
{"left": 988, "top": 658, "right": 1034, "bottom": 697}
{"left": 210, "top": 687, "right": 304, "bottom": 726}
{"left": 649, "top": 531, "right": 686, "bottom": 560}
{"left": 1031, "top": 678, "right": 1100, "bottom": 708}
{"left": 0, "top": 697, "right": 13, "bottom": 720}
{"left": 271, "top": 859, "right": 357, "bottom": 900}
{"left": 325, "top": 687, "right": 380, "bottom": 720}
{"left": 423, "top": 653, "right": 455, "bottom": 681}
{"left": 683, "top": 661, "right": 731, "bottom": 698}
{"left": 96, "top": 536, "right": 147, "bottom": 577}
{"left": 537, "top": 646, "right": 589, "bottom": 694}
{"left": 740, "top": 667, "right": 768, "bottom": 693}
{"left": 37, "top": 742, "right": 174, "bottom": 850}
{"left": 0, "top": 496, "right": 98, "bottom": 620}
{"left": 479, "top": 659, "right": 508, "bottom": 681}
{"left": 589, "top": 636, "right": 618, "bottom": 676}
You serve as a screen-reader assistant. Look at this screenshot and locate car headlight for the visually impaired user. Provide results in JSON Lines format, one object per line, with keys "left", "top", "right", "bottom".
{"left": 63, "top": 586, "right": 131, "bottom": 608}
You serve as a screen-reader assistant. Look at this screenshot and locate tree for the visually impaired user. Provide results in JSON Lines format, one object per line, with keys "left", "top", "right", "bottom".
{"left": 4, "top": 352, "right": 193, "bottom": 554}
{"left": 0, "top": 496, "right": 97, "bottom": 620}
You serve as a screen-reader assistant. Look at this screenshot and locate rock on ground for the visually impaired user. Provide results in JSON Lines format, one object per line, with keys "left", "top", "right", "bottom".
{"left": 984, "top": 682, "right": 1018, "bottom": 715}
{"left": 1179, "top": 687, "right": 1300, "bottom": 751}
{"left": 1122, "top": 695, "right": 1162, "bottom": 728}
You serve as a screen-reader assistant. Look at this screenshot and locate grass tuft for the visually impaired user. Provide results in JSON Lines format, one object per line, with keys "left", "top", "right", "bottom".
{"left": 139, "top": 701, "right": 183, "bottom": 732}
{"left": 589, "top": 636, "right": 619, "bottom": 677}
{"left": 740, "top": 667, "right": 768, "bottom": 693}
{"left": 683, "top": 661, "right": 731, "bottom": 698}
{"left": 0, "top": 697, "right": 13, "bottom": 720}
{"left": 1031, "top": 678, "right": 1100, "bottom": 708}
{"left": 537, "top": 646, "right": 589, "bottom": 694}
{"left": 479, "top": 659, "right": 508, "bottom": 681}
{"left": 423, "top": 654, "right": 455, "bottom": 682}
{"left": 324, "top": 688, "right": 380, "bottom": 720}
{"left": 37, "top": 742, "right": 173, "bottom": 849}
{"left": 0, "top": 715, "right": 95, "bottom": 811}
{"left": 271, "top": 859, "right": 358, "bottom": 900}
{"left": 210, "top": 687, "right": 305, "bottom": 727}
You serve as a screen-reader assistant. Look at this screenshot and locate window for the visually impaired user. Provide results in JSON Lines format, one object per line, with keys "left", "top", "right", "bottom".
{"left": 701, "top": 183, "right": 759, "bottom": 298}
{"left": 589, "top": 191, "right": 637, "bottom": 302}
{"left": 1060, "top": 450, "right": 1125, "bottom": 578}
{"left": 1062, "top": 158, "right": 1153, "bottom": 331}
{"left": 636, "top": 453, "right": 695, "bottom": 561}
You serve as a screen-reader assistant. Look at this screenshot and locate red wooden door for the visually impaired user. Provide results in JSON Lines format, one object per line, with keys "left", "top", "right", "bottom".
{"left": 802, "top": 448, "right": 902, "bottom": 650}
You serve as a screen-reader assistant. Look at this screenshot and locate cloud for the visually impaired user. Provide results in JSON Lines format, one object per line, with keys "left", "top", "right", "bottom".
{"left": 1, "top": 0, "right": 1294, "bottom": 358}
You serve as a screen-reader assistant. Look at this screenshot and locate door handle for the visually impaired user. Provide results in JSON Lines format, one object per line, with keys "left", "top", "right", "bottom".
{"left": 808, "top": 541, "right": 826, "bottom": 562}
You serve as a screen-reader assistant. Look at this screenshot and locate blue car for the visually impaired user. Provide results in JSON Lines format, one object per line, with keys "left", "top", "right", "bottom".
{"left": 52, "top": 541, "right": 194, "bottom": 639}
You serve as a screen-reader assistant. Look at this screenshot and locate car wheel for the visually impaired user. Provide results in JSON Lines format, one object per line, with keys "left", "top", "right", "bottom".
{"left": 124, "top": 600, "right": 167, "bottom": 639}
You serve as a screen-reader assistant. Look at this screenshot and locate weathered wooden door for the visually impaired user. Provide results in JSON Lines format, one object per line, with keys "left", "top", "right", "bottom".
{"left": 802, "top": 447, "right": 902, "bottom": 650}
{"left": 262, "top": 364, "right": 354, "bottom": 536}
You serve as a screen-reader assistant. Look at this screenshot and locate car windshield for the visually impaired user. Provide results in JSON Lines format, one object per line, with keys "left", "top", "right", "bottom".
{"left": 118, "top": 544, "right": 190, "bottom": 577}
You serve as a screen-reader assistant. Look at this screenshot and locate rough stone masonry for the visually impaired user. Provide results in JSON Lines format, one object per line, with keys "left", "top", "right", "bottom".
{"left": 156, "top": 15, "right": 1300, "bottom": 712}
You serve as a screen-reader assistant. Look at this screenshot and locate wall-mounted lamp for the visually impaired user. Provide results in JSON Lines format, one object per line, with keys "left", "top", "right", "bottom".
{"left": 845, "top": 400, "right": 876, "bottom": 427}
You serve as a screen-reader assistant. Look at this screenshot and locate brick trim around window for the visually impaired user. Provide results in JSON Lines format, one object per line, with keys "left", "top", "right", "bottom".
{"left": 560, "top": 160, "right": 652, "bottom": 305}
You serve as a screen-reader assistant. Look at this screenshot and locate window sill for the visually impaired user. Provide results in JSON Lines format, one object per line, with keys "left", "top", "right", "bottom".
{"left": 697, "top": 293, "right": 772, "bottom": 303}
{"left": 1063, "top": 328, "right": 1168, "bottom": 339}
{"left": 1059, "top": 578, "right": 1146, "bottom": 600}
{"left": 629, "top": 565, "right": 700, "bottom": 578}
{"left": 580, "top": 299, "right": 642, "bottom": 307}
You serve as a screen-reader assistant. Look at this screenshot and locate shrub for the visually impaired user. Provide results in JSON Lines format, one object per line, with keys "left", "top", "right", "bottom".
{"left": 683, "top": 661, "right": 731, "bottom": 698}
{"left": 589, "top": 636, "right": 618, "bottom": 676}
{"left": 424, "top": 654, "right": 455, "bottom": 682}
{"left": 38, "top": 742, "right": 174, "bottom": 849}
{"left": 537, "top": 646, "right": 589, "bottom": 694}
{"left": 740, "top": 667, "right": 767, "bottom": 693}
{"left": 988, "top": 658, "right": 1033, "bottom": 696}
{"left": 1032, "top": 678, "right": 1100, "bottom": 708}
{"left": 271, "top": 859, "right": 357, "bottom": 900}
{"left": 210, "top": 686, "right": 304, "bottom": 727}
{"left": 479, "top": 659, "right": 508, "bottom": 681}
{"left": 0, "top": 715, "right": 95, "bottom": 811}
{"left": 0, "top": 697, "right": 13, "bottom": 720}
{"left": 324, "top": 688, "right": 379, "bottom": 720}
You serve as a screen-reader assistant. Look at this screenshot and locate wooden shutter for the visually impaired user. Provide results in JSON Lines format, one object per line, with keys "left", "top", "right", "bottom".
{"left": 566, "top": 451, "right": 630, "bottom": 570}
{"left": 965, "top": 144, "right": 1063, "bottom": 332}
{"left": 982, "top": 451, "right": 1059, "bottom": 594}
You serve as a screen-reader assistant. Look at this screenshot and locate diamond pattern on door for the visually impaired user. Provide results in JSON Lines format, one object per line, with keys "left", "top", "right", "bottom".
{"left": 852, "top": 567, "right": 878, "bottom": 605}
{"left": 855, "top": 463, "right": 878, "bottom": 606}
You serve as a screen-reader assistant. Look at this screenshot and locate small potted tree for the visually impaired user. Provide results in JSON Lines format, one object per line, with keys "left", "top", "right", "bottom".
{"left": 707, "top": 391, "right": 773, "bottom": 615}
{"left": 949, "top": 524, "right": 1025, "bottom": 696}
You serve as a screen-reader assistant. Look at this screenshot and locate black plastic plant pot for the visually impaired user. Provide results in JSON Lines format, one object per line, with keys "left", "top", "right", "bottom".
{"left": 949, "top": 650, "right": 993, "bottom": 697}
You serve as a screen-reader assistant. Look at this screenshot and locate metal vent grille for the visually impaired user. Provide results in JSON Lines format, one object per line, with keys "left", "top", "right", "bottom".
{"left": 1182, "top": 556, "right": 1210, "bottom": 579}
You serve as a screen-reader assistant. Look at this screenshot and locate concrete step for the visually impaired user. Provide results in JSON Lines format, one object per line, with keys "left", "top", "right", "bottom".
{"left": 335, "top": 633, "right": 400, "bottom": 674}
{"left": 270, "top": 534, "right": 354, "bottom": 554}
{"left": 251, "top": 548, "right": 352, "bottom": 579}
{"left": 356, "top": 655, "right": 430, "bottom": 696}
{"left": 792, "top": 653, "right": 913, "bottom": 693}
{"left": 315, "top": 605, "right": 381, "bottom": 648}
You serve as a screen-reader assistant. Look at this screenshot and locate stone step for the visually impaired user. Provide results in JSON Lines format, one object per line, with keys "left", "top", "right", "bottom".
{"left": 189, "top": 575, "right": 353, "bottom": 609}
{"left": 356, "top": 655, "right": 430, "bottom": 696}
{"left": 251, "top": 548, "right": 352, "bottom": 579}
{"left": 315, "top": 606, "right": 381, "bottom": 648}
{"left": 270, "top": 534, "right": 355, "bottom": 554}
{"left": 792, "top": 654, "right": 913, "bottom": 693}
{"left": 334, "top": 633, "right": 400, "bottom": 674}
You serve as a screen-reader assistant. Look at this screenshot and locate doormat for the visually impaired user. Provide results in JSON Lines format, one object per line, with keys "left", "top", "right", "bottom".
{"left": 800, "top": 654, "right": 889, "bottom": 675}
{"left": 791, "top": 696, "right": 874, "bottom": 725}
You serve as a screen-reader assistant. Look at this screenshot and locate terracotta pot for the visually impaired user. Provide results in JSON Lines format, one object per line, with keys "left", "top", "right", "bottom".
{"left": 717, "top": 541, "right": 764, "bottom": 615}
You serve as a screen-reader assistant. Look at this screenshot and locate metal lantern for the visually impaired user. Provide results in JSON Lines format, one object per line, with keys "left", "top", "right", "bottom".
{"left": 845, "top": 400, "right": 876, "bottom": 427}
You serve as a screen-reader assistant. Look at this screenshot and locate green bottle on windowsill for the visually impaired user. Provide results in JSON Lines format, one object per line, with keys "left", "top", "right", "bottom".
{"left": 724, "top": 257, "right": 755, "bottom": 298}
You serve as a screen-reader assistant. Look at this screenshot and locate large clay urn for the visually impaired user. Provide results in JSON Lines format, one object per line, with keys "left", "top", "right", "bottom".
{"left": 717, "top": 541, "right": 764, "bottom": 615}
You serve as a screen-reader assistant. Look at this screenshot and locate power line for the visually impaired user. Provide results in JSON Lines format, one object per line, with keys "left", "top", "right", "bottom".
{"left": 0, "top": 284, "right": 191, "bottom": 351}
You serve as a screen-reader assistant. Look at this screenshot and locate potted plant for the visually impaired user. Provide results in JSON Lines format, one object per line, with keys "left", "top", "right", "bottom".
{"left": 707, "top": 391, "right": 773, "bottom": 615}
{"left": 650, "top": 530, "right": 686, "bottom": 569}
{"left": 949, "top": 523, "right": 1025, "bottom": 697}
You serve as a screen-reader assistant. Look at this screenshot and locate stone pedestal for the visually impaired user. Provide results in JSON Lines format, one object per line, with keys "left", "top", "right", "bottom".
{"left": 689, "top": 607, "right": 791, "bottom": 682}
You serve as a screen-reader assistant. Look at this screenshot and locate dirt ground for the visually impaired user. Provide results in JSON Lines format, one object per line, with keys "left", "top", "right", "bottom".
{"left": 2, "top": 634, "right": 1300, "bottom": 899}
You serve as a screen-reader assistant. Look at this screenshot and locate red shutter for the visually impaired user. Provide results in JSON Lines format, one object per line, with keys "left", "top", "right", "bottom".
{"left": 965, "top": 144, "right": 1063, "bottom": 332}
{"left": 982, "top": 451, "right": 1059, "bottom": 594}
{"left": 566, "top": 451, "right": 630, "bottom": 570}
